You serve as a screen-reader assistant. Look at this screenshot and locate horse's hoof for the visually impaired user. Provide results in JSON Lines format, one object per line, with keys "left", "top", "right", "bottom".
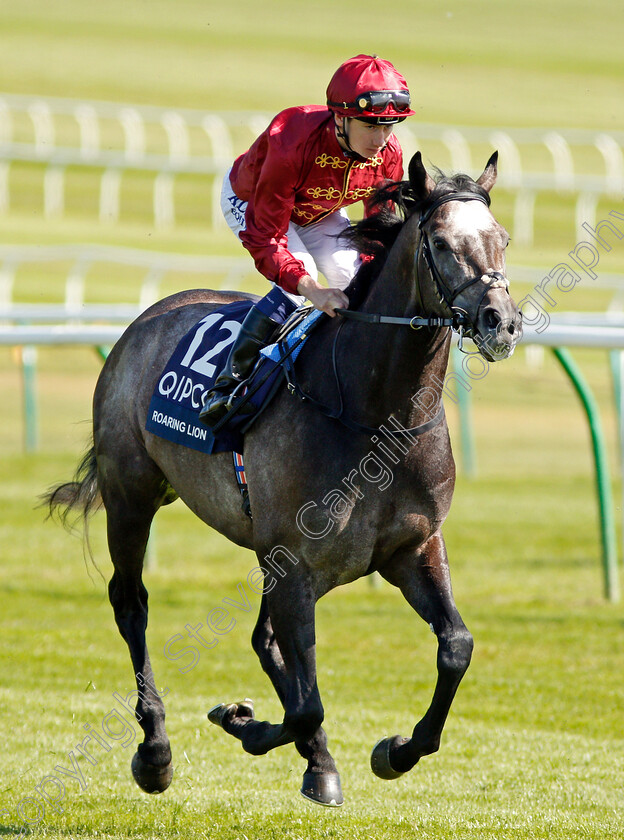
{"left": 207, "top": 699, "right": 253, "bottom": 729}
{"left": 371, "top": 736, "right": 407, "bottom": 780}
{"left": 207, "top": 702, "right": 237, "bottom": 728}
{"left": 131, "top": 751, "right": 173, "bottom": 794}
{"left": 300, "top": 771, "right": 344, "bottom": 807}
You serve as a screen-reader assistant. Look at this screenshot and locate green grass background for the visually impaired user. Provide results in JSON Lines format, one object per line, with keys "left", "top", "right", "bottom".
{"left": 1, "top": 1, "right": 624, "bottom": 838}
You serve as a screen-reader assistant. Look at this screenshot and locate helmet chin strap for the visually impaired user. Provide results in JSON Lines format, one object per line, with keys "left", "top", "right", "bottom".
{"left": 335, "top": 117, "right": 368, "bottom": 162}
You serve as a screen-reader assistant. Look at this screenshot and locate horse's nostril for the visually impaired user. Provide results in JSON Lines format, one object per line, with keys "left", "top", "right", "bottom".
{"left": 484, "top": 308, "right": 500, "bottom": 330}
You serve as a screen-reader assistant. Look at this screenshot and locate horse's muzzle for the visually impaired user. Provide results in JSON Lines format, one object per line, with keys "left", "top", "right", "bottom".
{"left": 473, "top": 289, "right": 523, "bottom": 362}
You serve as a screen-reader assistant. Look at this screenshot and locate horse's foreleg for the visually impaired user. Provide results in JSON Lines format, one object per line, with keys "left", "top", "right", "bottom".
{"left": 372, "top": 532, "right": 473, "bottom": 780}
{"left": 209, "top": 582, "right": 343, "bottom": 806}
{"left": 105, "top": 495, "right": 173, "bottom": 794}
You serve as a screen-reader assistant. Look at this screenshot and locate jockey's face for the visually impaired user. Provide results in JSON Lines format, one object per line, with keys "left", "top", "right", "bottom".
{"left": 335, "top": 116, "right": 395, "bottom": 159}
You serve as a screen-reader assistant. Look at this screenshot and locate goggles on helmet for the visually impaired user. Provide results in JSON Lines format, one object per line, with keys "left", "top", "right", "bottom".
{"left": 328, "top": 89, "right": 411, "bottom": 115}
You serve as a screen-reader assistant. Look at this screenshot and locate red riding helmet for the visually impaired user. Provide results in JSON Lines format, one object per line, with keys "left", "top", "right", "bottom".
{"left": 326, "top": 54, "right": 415, "bottom": 123}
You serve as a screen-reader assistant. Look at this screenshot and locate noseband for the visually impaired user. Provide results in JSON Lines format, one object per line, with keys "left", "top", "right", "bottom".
{"left": 416, "top": 191, "right": 509, "bottom": 338}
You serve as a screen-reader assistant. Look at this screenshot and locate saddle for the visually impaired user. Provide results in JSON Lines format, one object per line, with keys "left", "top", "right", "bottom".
{"left": 145, "top": 301, "right": 323, "bottom": 456}
{"left": 213, "top": 304, "right": 320, "bottom": 434}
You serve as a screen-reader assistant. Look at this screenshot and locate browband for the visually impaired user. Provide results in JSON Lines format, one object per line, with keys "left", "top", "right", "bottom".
{"left": 418, "top": 191, "right": 490, "bottom": 228}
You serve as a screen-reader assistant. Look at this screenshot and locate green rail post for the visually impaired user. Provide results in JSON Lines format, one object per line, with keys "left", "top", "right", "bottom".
{"left": 553, "top": 347, "right": 619, "bottom": 602}
{"left": 610, "top": 350, "right": 624, "bottom": 582}
{"left": 22, "top": 345, "right": 39, "bottom": 452}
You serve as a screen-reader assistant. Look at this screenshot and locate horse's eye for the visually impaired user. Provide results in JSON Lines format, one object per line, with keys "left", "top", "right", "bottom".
{"left": 433, "top": 238, "right": 446, "bottom": 251}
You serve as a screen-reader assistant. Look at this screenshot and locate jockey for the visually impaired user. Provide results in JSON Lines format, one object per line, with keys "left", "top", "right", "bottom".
{"left": 199, "top": 54, "right": 415, "bottom": 427}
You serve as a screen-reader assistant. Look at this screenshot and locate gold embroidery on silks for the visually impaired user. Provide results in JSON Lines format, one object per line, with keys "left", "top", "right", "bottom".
{"left": 315, "top": 154, "right": 348, "bottom": 169}
{"left": 345, "top": 187, "right": 376, "bottom": 200}
{"left": 306, "top": 186, "right": 343, "bottom": 200}
{"left": 294, "top": 154, "right": 384, "bottom": 223}
{"left": 314, "top": 153, "right": 383, "bottom": 170}
{"left": 353, "top": 155, "right": 383, "bottom": 168}
{"left": 294, "top": 185, "right": 376, "bottom": 222}
{"left": 292, "top": 206, "right": 317, "bottom": 221}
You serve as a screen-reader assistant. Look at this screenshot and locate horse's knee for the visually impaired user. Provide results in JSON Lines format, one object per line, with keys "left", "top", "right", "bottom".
{"left": 437, "top": 626, "right": 473, "bottom": 676}
{"left": 284, "top": 706, "right": 324, "bottom": 742}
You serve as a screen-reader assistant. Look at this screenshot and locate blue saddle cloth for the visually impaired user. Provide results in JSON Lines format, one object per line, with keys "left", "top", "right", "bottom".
{"left": 145, "top": 301, "right": 322, "bottom": 454}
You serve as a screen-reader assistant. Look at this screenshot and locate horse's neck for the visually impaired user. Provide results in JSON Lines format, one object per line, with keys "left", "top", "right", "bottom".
{"left": 362, "top": 220, "right": 420, "bottom": 318}
{"left": 329, "top": 221, "right": 452, "bottom": 428}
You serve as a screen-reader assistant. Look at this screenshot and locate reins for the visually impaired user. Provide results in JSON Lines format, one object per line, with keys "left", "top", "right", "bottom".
{"left": 284, "top": 189, "right": 509, "bottom": 437}
{"left": 282, "top": 314, "right": 445, "bottom": 439}
{"left": 337, "top": 189, "right": 510, "bottom": 349}
{"left": 332, "top": 194, "right": 497, "bottom": 333}
{"left": 334, "top": 308, "right": 456, "bottom": 329}
{"left": 217, "top": 189, "right": 509, "bottom": 442}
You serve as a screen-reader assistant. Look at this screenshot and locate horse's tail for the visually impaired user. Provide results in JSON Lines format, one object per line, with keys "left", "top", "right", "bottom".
{"left": 42, "top": 443, "right": 102, "bottom": 532}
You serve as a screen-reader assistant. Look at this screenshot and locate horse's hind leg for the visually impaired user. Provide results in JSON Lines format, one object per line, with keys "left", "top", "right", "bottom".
{"left": 252, "top": 594, "right": 342, "bottom": 805}
{"left": 371, "top": 532, "right": 473, "bottom": 780}
{"left": 209, "top": 584, "right": 343, "bottom": 806}
{"left": 100, "top": 453, "right": 173, "bottom": 794}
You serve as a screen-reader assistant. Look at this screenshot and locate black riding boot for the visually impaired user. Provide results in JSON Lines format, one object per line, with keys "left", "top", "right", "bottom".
{"left": 199, "top": 306, "right": 277, "bottom": 427}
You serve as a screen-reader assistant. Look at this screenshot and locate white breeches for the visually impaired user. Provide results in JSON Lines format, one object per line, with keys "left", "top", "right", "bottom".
{"left": 220, "top": 169, "right": 361, "bottom": 303}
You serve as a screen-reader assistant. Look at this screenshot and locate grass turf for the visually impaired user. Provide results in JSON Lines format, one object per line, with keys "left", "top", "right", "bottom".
{"left": 0, "top": 452, "right": 623, "bottom": 839}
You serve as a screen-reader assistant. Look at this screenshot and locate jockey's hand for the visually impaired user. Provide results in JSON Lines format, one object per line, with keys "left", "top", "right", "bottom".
{"left": 296, "top": 275, "right": 349, "bottom": 317}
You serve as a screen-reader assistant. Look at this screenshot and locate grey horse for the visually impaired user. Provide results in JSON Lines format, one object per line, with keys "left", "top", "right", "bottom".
{"left": 45, "top": 151, "right": 522, "bottom": 806}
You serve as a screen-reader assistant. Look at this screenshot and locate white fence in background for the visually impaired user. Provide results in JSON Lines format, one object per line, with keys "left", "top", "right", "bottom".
{"left": 0, "top": 244, "right": 622, "bottom": 324}
{"left": 2, "top": 315, "right": 624, "bottom": 349}
{"left": 0, "top": 93, "right": 622, "bottom": 241}
{"left": 0, "top": 244, "right": 256, "bottom": 316}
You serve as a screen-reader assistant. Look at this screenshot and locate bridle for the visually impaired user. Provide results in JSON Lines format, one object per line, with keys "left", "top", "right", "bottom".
{"left": 415, "top": 190, "right": 509, "bottom": 346}
{"left": 338, "top": 189, "right": 510, "bottom": 352}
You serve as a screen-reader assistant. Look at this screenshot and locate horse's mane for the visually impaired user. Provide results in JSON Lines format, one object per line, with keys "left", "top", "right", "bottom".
{"left": 343, "top": 170, "right": 491, "bottom": 308}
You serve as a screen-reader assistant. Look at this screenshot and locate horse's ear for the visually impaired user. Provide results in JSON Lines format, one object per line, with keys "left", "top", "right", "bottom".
{"left": 408, "top": 151, "right": 436, "bottom": 200}
{"left": 476, "top": 151, "right": 498, "bottom": 193}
